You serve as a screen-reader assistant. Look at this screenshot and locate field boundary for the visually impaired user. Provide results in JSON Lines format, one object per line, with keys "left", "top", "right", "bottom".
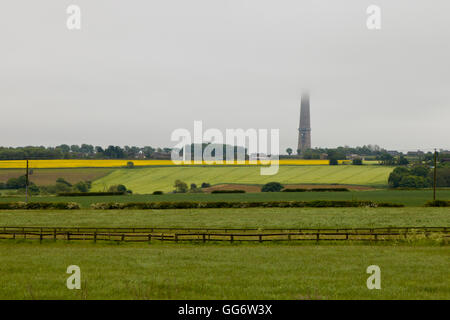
{"left": 0, "top": 226, "right": 448, "bottom": 243}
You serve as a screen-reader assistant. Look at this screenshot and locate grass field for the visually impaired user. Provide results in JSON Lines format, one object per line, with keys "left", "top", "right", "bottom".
{"left": 1, "top": 189, "right": 448, "bottom": 207}
{"left": 91, "top": 166, "right": 394, "bottom": 193}
{"left": 1, "top": 207, "right": 448, "bottom": 229}
{"left": 0, "top": 168, "right": 112, "bottom": 186}
{"left": 0, "top": 242, "right": 448, "bottom": 299}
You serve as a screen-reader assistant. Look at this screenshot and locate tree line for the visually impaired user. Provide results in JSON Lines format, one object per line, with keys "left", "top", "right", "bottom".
{"left": 0, "top": 145, "right": 172, "bottom": 160}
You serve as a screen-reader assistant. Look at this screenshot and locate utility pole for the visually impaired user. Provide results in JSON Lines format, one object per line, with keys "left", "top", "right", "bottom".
{"left": 433, "top": 149, "right": 437, "bottom": 201}
{"left": 25, "top": 159, "right": 29, "bottom": 203}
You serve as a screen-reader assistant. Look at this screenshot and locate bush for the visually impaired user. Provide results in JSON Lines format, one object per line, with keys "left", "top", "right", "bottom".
{"left": 352, "top": 158, "right": 363, "bottom": 165}
{"left": 261, "top": 182, "right": 284, "bottom": 192}
{"left": 425, "top": 200, "right": 450, "bottom": 207}
{"left": 152, "top": 191, "right": 164, "bottom": 195}
{"left": 211, "top": 190, "right": 246, "bottom": 194}
{"left": 201, "top": 182, "right": 211, "bottom": 188}
{"left": 126, "top": 161, "right": 135, "bottom": 168}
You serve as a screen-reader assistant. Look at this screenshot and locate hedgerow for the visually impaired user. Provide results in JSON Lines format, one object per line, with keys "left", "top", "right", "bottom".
{"left": 425, "top": 200, "right": 450, "bottom": 207}
{"left": 211, "top": 190, "right": 246, "bottom": 194}
{"left": 90, "top": 200, "right": 403, "bottom": 210}
{"left": 0, "top": 202, "right": 80, "bottom": 210}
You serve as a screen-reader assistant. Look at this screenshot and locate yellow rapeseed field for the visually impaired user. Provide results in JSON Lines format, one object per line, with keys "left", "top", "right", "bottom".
{"left": 0, "top": 159, "right": 349, "bottom": 169}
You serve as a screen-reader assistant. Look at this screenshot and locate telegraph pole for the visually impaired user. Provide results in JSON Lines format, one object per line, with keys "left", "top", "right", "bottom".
{"left": 433, "top": 149, "right": 437, "bottom": 201}
{"left": 25, "top": 159, "right": 29, "bottom": 203}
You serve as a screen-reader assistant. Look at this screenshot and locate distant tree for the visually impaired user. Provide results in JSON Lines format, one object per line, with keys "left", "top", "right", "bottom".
{"left": 388, "top": 167, "right": 409, "bottom": 188}
{"left": 434, "top": 168, "right": 450, "bottom": 187}
{"left": 286, "top": 148, "right": 293, "bottom": 156}
{"left": 108, "top": 184, "right": 127, "bottom": 193}
{"left": 73, "top": 181, "right": 90, "bottom": 193}
{"left": 6, "top": 176, "right": 28, "bottom": 189}
{"left": 174, "top": 180, "right": 188, "bottom": 193}
{"left": 261, "top": 182, "right": 284, "bottom": 192}
{"left": 56, "top": 178, "right": 72, "bottom": 187}
{"left": 379, "top": 153, "right": 395, "bottom": 165}
{"left": 411, "top": 165, "right": 430, "bottom": 178}
{"left": 352, "top": 158, "right": 363, "bottom": 165}
{"left": 329, "top": 159, "right": 338, "bottom": 165}
{"left": 201, "top": 182, "right": 211, "bottom": 188}
{"left": 397, "top": 155, "right": 409, "bottom": 166}
{"left": 70, "top": 145, "right": 81, "bottom": 153}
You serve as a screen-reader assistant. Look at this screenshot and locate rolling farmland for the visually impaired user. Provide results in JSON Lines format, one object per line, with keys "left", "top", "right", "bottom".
{"left": 92, "top": 165, "right": 394, "bottom": 193}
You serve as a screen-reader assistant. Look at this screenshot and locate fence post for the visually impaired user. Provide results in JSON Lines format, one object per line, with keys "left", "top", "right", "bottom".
{"left": 121, "top": 234, "right": 125, "bottom": 242}
{"left": 39, "top": 230, "right": 43, "bottom": 243}
{"left": 175, "top": 234, "right": 178, "bottom": 243}
{"left": 148, "top": 234, "right": 152, "bottom": 243}
{"left": 67, "top": 232, "right": 70, "bottom": 241}
{"left": 316, "top": 233, "right": 319, "bottom": 242}
{"left": 94, "top": 232, "right": 97, "bottom": 243}
{"left": 53, "top": 229, "right": 57, "bottom": 241}
{"left": 259, "top": 235, "right": 262, "bottom": 243}
{"left": 202, "top": 234, "right": 206, "bottom": 243}
{"left": 230, "top": 235, "right": 234, "bottom": 243}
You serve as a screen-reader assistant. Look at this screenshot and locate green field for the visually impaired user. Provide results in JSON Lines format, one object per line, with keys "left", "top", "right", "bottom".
{"left": 1, "top": 189, "right": 449, "bottom": 207}
{"left": 91, "top": 166, "right": 394, "bottom": 193}
{"left": 1, "top": 207, "right": 448, "bottom": 229}
{"left": 0, "top": 168, "right": 112, "bottom": 186}
{"left": 1, "top": 165, "right": 448, "bottom": 300}
{"left": 0, "top": 242, "right": 448, "bottom": 299}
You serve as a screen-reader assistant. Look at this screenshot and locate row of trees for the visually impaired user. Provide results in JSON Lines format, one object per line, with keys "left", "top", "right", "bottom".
{"left": 0, "top": 145, "right": 172, "bottom": 160}
{"left": 285, "top": 145, "right": 387, "bottom": 158}
{"left": 0, "top": 144, "right": 247, "bottom": 160}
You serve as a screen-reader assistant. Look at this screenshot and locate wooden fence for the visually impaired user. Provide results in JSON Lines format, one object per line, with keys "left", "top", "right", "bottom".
{"left": 0, "top": 226, "right": 448, "bottom": 243}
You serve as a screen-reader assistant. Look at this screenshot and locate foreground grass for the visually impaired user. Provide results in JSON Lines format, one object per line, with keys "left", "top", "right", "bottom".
{"left": 0, "top": 242, "right": 448, "bottom": 299}
{"left": 0, "top": 207, "right": 448, "bottom": 229}
{"left": 1, "top": 189, "right": 449, "bottom": 207}
{"left": 92, "top": 166, "right": 393, "bottom": 193}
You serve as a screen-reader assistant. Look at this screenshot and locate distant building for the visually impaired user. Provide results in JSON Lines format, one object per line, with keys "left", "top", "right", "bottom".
{"left": 346, "top": 154, "right": 364, "bottom": 160}
{"left": 407, "top": 150, "right": 424, "bottom": 157}
{"left": 297, "top": 92, "right": 311, "bottom": 154}
{"left": 387, "top": 150, "right": 401, "bottom": 156}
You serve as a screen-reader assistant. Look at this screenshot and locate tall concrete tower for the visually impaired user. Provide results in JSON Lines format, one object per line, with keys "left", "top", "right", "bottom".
{"left": 297, "top": 92, "right": 311, "bottom": 154}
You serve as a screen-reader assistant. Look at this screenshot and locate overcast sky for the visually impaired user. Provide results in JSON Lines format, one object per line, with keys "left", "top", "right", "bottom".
{"left": 0, "top": 0, "right": 449, "bottom": 152}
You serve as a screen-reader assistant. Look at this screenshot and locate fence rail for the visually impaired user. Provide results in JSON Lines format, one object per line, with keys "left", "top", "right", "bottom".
{"left": 0, "top": 226, "right": 448, "bottom": 234}
{"left": 0, "top": 226, "right": 448, "bottom": 243}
